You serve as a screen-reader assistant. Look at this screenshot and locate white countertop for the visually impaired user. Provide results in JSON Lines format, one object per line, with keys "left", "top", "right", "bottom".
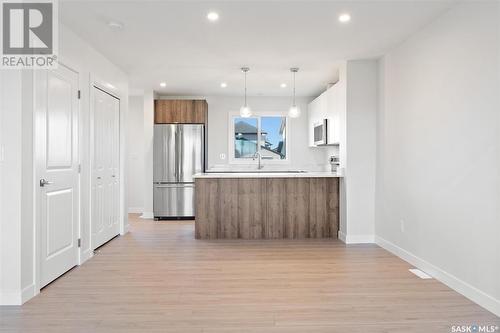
{"left": 193, "top": 171, "right": 342, "bottom": 178}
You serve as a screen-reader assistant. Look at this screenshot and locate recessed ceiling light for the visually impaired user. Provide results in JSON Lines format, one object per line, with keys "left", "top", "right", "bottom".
{"left": 107, "top": 21, "right": 124, "bottom": 30}
{"left": 280, "top": 83, "right": 287, "bottom": 88}
{"left": 207, "top": 11, "right": 219, "bottom": 22}
{"left": 220, "top": 82, "right": 227, "bottom": 88}
{"left": 338, "top": 13, "right": 351, "bottom": 23}
{"left": 160, "top": 82, "right": 166, "bottom": 87}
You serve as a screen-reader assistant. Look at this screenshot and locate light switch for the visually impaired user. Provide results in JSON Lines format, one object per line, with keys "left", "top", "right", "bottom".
{"left": 219, "top": 153, "right": 226, "bottom": 160}
{"left": 0, "top": 145, "right": 4, "bottom": 163}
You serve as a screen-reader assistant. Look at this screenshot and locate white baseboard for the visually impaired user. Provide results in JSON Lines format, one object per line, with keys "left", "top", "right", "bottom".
{"left": 121, "top": 223, "right": 130, "bottom": 235}
{"left": 80, "top": 248, "right": 94, "bottom": 265}
{"left": 338, "top": 231, "right": 375, "bottom": 244}
{"left": 0, "top": 284, "right": 36, "bottom": 305}
{"left": 21, "top": 284, "right": 35, "bottom": 304}
{"left": 128, "top": 207, "right": 143, "bottom": 214}
{"left": 140, "top": 211, "right": 154, "bottom": 219}
{"left": 375, "top": 235, "right": 500, "bottom": 317}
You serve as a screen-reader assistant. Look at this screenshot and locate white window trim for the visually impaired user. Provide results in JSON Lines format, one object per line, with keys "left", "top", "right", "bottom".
{"left": 228, "top": 111, "right": 290, "bottom": 165}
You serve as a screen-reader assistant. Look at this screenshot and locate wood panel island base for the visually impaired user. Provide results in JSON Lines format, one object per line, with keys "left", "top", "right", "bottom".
{"left": 194, "top": 174, "right": 340, "bottom": 239}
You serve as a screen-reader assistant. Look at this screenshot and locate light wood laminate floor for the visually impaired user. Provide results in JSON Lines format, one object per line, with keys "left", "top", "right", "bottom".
{"left": 1, "top": 214, "right": 498, "bottom": 332}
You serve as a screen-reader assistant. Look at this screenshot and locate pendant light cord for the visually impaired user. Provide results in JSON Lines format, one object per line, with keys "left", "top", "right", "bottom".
{"left": 244, "top": 70, "right": 247, "bottom": 107}
{"left": 292, "top": 70, "right": 296, "bottom": 107}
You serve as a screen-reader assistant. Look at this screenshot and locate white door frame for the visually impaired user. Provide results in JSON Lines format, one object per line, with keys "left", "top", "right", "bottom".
{"left": 89, "top": 77, "right": 125, "bottom": 251}
{"left": 33, "top": 62, "right": 81, "bottom": 294}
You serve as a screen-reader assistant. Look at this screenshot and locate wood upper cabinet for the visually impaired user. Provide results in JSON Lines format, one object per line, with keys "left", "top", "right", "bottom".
{"left": 154, "top": 99, "right": 208, "bottom": 124}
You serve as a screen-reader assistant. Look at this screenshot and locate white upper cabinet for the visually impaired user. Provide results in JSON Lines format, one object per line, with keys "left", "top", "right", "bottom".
{"left": 308, "top": 82, "right": 342, "bottom": 147}
{"left": 326, "top": 85, "right": 341, "bottom": 145}
{"left": 307, "top": 96, "right": 321, "bottom": 147}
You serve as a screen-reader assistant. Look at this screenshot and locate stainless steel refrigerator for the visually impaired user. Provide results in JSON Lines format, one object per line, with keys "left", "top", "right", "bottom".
{"left": 153, "top": 124, "right": 204, "bottom": 218}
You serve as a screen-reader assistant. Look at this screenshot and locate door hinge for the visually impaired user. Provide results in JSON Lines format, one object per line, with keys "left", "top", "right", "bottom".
{"left": 77, "top": 90, "right": 81, "bottom": 99}
{"left": 77, "top": 238, "right": 81, "bottom": 248}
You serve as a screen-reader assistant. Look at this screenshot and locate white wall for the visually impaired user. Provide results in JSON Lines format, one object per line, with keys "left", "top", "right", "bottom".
{"left": 0, "top": 69, "right": 37, "bottom": 304}
{"left": 204, "top": 96, "right": 327, "bottom": 170}
{"left": 142, "top": 91, "right": 154, "bottom": 219}
{"left": 20, "top": 71, "right": 34, "bottom": 295}
{"left": 341, "top": 60, "right": 378, "bottom": 242}
{"left": 127, "top": 95, "right": 145, "bottom": 213}
{"left": 376, "top": 2, "right": 500, "bottom": 316}
{"left": 0, "top": 71, "right": 23, "bottom": 304}
{"left": 0, "top": 23, "right": 129, "bottom": 305}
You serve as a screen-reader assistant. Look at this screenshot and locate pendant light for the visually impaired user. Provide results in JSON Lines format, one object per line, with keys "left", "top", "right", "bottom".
{"left": 240, "top": 67, "right": 252, "bottom": 117}
{"left": 288, "top": 67, "right": 301, "bottom": 118}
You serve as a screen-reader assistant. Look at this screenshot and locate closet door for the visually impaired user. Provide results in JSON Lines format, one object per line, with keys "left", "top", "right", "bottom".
{"left": 92, "top": 87, "right": 120, "bottom": 249}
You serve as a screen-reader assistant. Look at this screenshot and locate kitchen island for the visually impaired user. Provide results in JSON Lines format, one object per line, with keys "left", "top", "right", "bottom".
{"left": 194, "top": 172, "right": 341, "bottom": 239}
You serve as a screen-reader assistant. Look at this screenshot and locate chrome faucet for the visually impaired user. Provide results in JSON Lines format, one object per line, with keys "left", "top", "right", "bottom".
{"left": 253, "top": 152, "right": 263, "bottom": 170}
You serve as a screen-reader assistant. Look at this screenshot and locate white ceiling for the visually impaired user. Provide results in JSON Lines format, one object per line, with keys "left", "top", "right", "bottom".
{"left": 60, "top": 0, "right": 454, "bottom": 97}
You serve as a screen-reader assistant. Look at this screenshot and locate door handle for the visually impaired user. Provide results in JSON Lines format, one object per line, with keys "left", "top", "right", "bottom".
{"left": 39, "top": 179, "right": 53, "bottom": 187}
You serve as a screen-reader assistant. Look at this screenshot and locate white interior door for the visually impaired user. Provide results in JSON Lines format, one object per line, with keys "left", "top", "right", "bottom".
{"left": 35, "top": 65, "right": 79, "bottom": 288}
{"left": 92, "top": 87, "right": 120, "bottom": 249}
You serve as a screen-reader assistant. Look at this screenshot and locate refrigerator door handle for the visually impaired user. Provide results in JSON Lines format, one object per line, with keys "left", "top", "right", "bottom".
{"left": 175, "top": 125, "right": 181, "bottom": 182}
{"left": 174, "top": 125, "right": 178, "bottom": 181}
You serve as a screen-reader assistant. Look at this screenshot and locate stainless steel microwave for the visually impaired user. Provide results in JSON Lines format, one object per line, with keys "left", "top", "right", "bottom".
{"left": 313, "top": 119, "right": 328, "bottom": 145}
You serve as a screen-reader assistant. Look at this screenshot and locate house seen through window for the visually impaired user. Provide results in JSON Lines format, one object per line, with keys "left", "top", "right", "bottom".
{"left": 234, "top": 116, "right": 287, "bottom": 160}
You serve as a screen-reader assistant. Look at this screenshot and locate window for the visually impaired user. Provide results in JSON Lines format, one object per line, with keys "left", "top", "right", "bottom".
{"left": 231, "top": 114, "right": 287, "bottom": 162}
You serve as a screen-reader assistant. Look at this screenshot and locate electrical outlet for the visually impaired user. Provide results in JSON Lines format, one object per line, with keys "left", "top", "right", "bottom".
{"left": 219, "top": 153, "right": 226, "bottom": 160}
{"left": 400, "top": 219, "right": 405, "bottom": 233}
